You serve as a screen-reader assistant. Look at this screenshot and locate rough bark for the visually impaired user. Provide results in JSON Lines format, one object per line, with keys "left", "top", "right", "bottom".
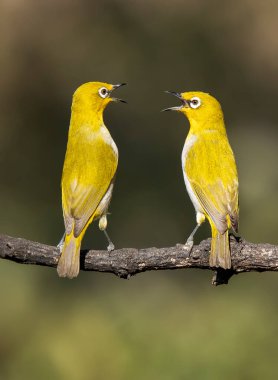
{"left": 0, "top": 234, "right": 277, "bottom": 285}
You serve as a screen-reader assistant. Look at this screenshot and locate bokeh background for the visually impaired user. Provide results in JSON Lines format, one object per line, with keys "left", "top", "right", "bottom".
{"left": 1, "top": 0, "right": 278, "bottom": 379}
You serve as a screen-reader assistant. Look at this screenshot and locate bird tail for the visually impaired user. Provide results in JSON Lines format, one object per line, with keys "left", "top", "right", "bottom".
{"left": 57, "top": 231, "right": 81, "bottom": 279}
{"left": 209, "top": 225, "right": 231, "bottom": 269}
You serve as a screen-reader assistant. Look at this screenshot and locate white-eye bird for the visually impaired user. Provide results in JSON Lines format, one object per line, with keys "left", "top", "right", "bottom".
{"left": 164, "top": 91, "right": 239, "bottom": 269}
{"left": 57, "top": 81, "right": 126, "bottom": 279}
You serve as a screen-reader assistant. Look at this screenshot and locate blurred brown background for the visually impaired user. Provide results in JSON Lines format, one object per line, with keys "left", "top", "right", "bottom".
{"left": 0, "top": 0, "right": 278, "bottom": 379}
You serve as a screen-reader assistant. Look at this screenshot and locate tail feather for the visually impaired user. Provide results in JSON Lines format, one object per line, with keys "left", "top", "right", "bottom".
{"left": 57, "top": 232, "right": 81, "bottom": 279}
{"left": 209, "top": 227, "right": 231, "bottom": 269}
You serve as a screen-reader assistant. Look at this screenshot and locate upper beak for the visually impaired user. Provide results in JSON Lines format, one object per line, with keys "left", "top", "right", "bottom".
{"left": 161, "top": 90, "right": 188, "bottom": 112}
{"left": 110, "top": 83, "right": 127, "bottom": 103}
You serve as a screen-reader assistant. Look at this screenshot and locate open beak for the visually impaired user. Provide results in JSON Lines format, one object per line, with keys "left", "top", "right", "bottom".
{"left": 162, "top": 90, "right": 188, "bottom": 112}
{"left": 110, "top": 83, "right": 127, "bottom": 103}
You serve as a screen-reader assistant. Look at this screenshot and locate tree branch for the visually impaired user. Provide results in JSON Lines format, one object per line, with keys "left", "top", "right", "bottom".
{"left": 0, "top": 234, "right": 277, "bottom": 285}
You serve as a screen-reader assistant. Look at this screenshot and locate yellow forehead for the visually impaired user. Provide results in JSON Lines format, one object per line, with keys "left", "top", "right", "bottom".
{"left": 74, "top": 82, "right": 114, "bottom": 97}
{"left": 181, "top": 91, "right": 222, "bottom": 110}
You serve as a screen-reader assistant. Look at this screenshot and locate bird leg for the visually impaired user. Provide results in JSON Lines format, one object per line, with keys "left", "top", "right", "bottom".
{"left": 184, "top": 212, "right": 205, "bottom": 250}
{"left": 186, "top": 223, "right": 201, "bottom": 246}
{"left": 99, "top": 215, "right": 115, "bottom": 251}
{"left": 57, "top": 233, "right": 65, "bottom": 252}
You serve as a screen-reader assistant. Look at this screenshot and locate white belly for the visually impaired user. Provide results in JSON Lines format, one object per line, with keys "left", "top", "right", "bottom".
{"left": 181, "top": 134, "right": 202, "bottom": 215}
{"left": 100, "top": 125, "right": 118, "bottom": 157}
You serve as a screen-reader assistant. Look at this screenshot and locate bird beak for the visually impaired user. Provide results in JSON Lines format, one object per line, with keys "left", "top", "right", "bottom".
{"left": 110, "top": 83, "right": 127, "bottom": 103}
{"left": 162, "top": 90, "right": 188, "bottom": 112}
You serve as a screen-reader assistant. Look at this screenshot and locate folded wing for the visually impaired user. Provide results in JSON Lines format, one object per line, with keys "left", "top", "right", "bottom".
{"left": 62, "top": 136, "right": 118, "bottom": 237}
{"left": 185, "top": 133, "right": 239, "bottom": 233}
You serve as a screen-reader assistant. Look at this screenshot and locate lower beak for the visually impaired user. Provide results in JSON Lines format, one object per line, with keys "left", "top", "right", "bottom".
{"left": 110, "top": 83, "right": 127, "bottom": 103}
{"left": 162, "top": 90, "right": 188, "bottom": 112}
{"left": 162, "top": 105, "right": 183, "bottom": 112}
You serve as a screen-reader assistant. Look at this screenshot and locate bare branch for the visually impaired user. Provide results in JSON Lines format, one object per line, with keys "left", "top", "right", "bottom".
{"left": 0, "top": 234, "right": 277, "bottom": 285}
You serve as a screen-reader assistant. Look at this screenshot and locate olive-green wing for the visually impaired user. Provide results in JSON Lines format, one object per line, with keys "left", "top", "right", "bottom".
{"left": 185, "top": 134, "right": 239, "bottom": 233}
{"left": 62, "top": 139, "right": 118, "bottom": 237}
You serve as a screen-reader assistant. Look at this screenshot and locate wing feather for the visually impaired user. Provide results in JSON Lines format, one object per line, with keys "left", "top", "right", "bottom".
{"left": 62, "top": 132, "right": 118, "bottom": 237}
{"left": 185, "top": 132, "right": 239, "bottom": 233}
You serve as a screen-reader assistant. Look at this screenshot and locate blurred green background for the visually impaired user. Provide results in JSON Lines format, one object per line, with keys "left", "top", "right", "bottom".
{"left": 1, "top": 0, "right": 278, "bottom": 379}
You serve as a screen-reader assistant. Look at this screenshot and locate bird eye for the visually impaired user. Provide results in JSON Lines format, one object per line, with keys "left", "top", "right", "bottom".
{"left": 190, "top": 97, "right": 201, "bottom": 109}
{"left": 98, "top": 87, "right": 109, "bottom": 98}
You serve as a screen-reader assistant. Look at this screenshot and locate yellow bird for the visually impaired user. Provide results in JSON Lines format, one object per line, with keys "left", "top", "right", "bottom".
{"left": 164, "top": 91, "right": 239, "bottom": 269}
{"left": 57, "top": 81, "right": 126, "bottom": 279}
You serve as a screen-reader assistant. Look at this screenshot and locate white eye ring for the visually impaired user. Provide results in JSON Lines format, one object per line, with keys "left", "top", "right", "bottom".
{"left": 190, "top": 96, "right": 201, "bottom": 109}
{"left": 98, "top": 87, "right": 109, "bottom": 99}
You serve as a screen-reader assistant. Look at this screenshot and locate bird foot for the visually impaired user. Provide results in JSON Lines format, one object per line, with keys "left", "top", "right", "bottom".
{"left": 184, "top": 239, "right": 194, "bottom": 251}
{"left": 57, "top": 241, "right": 64, "bottom": 253}
{"left": 107, "top": 242, "right": 115, "bottom": 252}
{"left": 175, "top": 240, "right": 194, "bottom": 251}
{"left": 57, "top": 233, "right": 65, "bottom": 253}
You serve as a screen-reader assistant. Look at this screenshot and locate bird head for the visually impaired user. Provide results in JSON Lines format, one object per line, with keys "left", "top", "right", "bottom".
{"left": 163, "top": 91, "right": 224, "bottom": 129}
{"left": 72, "top": 82, "right": 126, "bottom": 114}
